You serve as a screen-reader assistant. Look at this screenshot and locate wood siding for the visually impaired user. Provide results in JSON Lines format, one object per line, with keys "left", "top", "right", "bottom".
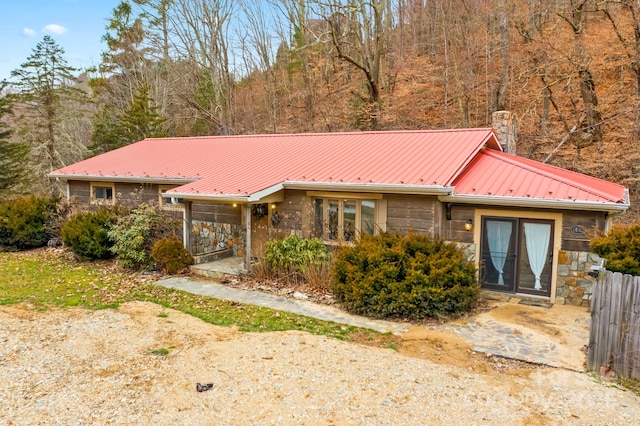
{"left": 276, "top": 190, "right": 305, "bottom": 232}
{"left": 67, "top": 180, "right": 241, "bottom": 224}
{"left": 442, "top": 204, "right": 475, "bottom": 243}
{"left": 386, "top": 194, "right": 439, "bottom": 236}
{"left": 561, "top": 211, "right": 606, "bottom": 252}
{"left": 68, "top": 181, "right": 91, "bottom": 201}
{"left": 68, "top": 180, "right": 609, "bottom": 251}
{"left": 192, "top": 203, "right": 240, "bottom": 224}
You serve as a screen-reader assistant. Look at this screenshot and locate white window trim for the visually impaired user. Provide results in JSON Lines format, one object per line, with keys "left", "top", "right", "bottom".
{"left": 90, "top": 182, "right": 115, "bottom": 205}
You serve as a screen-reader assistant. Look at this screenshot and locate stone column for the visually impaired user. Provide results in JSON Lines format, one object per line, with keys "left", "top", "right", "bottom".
{"left": 492, "top": 110, "right": 517, "bottom": 155}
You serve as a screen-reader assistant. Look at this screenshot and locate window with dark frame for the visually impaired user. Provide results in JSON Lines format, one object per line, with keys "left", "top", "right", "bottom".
{"left": 313, "top": 198, "right": 377, "bottom": 242}
{"left": 92, "top": 185, "right": 113, "bottom": 202}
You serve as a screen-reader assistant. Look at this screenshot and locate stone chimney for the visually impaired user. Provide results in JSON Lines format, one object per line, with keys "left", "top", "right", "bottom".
{"left": 492, "top": 111, "right": 517, "bottom": 155}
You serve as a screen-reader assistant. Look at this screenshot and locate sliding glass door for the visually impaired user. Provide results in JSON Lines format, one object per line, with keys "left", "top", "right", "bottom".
{"left": 480, "top": 217, "right": 554, "bottom": 297}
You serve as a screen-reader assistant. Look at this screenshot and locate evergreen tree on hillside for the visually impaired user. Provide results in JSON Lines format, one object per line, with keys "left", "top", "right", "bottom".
{"left": 10, "top": 36, "right": 89, "bottom": 193}
{"left": 90, "top": 85, "right": 166, "bottom": 154}
{"left": 119, "top": 84, "right": 167, "bottom": 142}
{"left": 0, "top": 81, "right": 29, "bottom": 194}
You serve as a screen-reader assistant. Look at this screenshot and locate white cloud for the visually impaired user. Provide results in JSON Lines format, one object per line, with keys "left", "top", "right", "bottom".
{"left": 22, "top": 27, "right": 36, "bottom": 37}
{"left": 43, "top": 24, "right": 68, "bottom": 35}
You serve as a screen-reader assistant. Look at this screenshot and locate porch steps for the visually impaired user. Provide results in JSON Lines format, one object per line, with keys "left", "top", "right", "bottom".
{"left": 192, "top": 248, "right": 234, "bottom": 265}
{"left": 190, "top": 256, "right": 246, "bottom": 280}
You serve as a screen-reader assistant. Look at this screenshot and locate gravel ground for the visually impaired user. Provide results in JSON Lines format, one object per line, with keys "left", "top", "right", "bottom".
{"left": 1, "top": 301, "right": 638, "bottom": 425}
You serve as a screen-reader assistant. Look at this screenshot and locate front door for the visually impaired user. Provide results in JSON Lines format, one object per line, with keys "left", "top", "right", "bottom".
{"left": 480, "top": 217, "right": 554, "bottom": 297}
{"left": 251, "top": 204, "right": 270, "bottom": 259}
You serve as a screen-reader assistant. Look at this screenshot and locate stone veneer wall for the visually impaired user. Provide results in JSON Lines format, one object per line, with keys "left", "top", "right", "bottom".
{"left": 191, "top": 221, "right": 245, "bottom": 257}
{"left": 451, "top": 242, "right": 477, "bottom": 263}
{"left": 556, "top": 250, "right": 600, "bottom": 307}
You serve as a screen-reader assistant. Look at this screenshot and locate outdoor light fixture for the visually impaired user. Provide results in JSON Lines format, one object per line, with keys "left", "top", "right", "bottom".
{"left": 232, "top": 203, "right": 237, "bottom": 208}
{"left": 271, "top": 204, "right": 276, "bottom": 209}
{"left": 464, "top": 219, "right": 473, "bottom": 232}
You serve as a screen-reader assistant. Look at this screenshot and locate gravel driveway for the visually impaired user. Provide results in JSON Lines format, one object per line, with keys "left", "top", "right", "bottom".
{"left": 1, "top": 301, "right": 638, "bottom": 425}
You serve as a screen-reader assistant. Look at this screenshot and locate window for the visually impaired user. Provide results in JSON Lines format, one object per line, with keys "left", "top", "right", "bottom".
{"left": 90, "top": 182, "right": 114, "bottom": 205}
{"left": 159, "top": 185, "right": 184, "bottom": 210}
{"left": 313, "top": 197, "right": 380, "bottom": 242}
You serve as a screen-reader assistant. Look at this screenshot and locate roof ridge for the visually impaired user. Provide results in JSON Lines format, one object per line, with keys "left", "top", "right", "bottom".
{"left": 481, "top": 150, "right": 622, "bottom": 202}
{"left": 443, "top": 131, "right": 500, "bottom": 185}
{"left": 146, "top": 128, "right": 495, "bottom": 142}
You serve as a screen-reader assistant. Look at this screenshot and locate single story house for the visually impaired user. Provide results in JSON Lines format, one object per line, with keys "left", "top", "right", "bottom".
{"left": 50, "top": 117, "right": 629, "bottom": 305}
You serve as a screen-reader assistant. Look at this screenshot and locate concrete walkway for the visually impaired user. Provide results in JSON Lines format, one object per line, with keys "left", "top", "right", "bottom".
{"left": 157, "top": 277, "right": 409, "bottom": 334}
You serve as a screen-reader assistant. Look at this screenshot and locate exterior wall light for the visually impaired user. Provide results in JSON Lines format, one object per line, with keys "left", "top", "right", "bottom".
{"left": 465, "top": 219, "right": 473, "bottom": 232}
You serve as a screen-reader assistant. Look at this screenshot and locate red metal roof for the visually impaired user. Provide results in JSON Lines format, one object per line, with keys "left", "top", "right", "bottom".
{"left": 451, "top": 149, "right": 627, "bottom": 204}
{"left": 51, "top": 129, "right": 498, "bottom": 196}
{"left": 49, "top": 128, "right": 628, "bottom": 210}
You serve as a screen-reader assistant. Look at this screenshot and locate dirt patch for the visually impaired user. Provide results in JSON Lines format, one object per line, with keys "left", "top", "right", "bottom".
{"left": 348, "top": 322, "right": 540, "bottom": 378}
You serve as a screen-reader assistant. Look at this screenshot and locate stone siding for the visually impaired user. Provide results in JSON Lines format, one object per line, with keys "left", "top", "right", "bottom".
{"left": 449, "top": 241, "right": 476, "bottom": 263}
{"left": 191, "top": 221, "right": 245, "bottom": 257}
{"left": 556, "top": 250, "right": 600, "bottom": 307}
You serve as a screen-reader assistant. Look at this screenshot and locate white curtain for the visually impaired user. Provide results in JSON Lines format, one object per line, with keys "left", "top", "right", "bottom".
{"left": 523, "top": 223, "right": 551, "bottom": 290}
{"left": 486, "top": 220, "right": 512, "bottom": 285}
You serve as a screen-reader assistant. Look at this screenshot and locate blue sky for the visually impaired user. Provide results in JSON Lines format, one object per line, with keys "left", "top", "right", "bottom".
{"left": 0, "top": 0, "right": 121, "bottom": 81}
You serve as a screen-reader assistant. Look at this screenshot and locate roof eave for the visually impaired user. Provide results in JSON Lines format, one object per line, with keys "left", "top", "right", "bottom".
{"left": 283, "top": 181, "right": 454, "bottom": 195}
{"left": 439, "top": 194, "right": 630, "bottom": 213}
{"left": 169, "top": 181, "right": 453, "bottom": 201}
{"left": 163, "top": 192, "right": 250, "bottom": 203}
{"left": 49, "top": 173, "right": 197, "bottom": 185}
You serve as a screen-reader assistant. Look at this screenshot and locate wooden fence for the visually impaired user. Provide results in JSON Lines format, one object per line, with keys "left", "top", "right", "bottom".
{"left": 588, "top": 271, "right": 640, "bottom": 380}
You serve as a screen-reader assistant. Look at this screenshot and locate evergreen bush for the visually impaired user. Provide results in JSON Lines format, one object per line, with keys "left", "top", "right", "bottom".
{"left": 152, "top": 236, "right": 194, "bottom": 274}
{"left": 61, "top": 209, "right": 117, "bottom": 260}
{"left": 108, "top": 203, "right": 179, "bottom": 269}
{"left": 0, "top": 195, "right": 59, "bottom": 250}
{"left": 332, "top": 232, "right": 479, "bottom": 319}
{"left": 590, "top": 224, "right": 640, "bottom": 275}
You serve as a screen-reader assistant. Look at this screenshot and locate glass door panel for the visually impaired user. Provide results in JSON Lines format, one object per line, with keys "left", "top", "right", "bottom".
{"left": 480, "top": 218, "right": 517, "bottom": 292}
{"left": 517, "top": 220, "right": 553, "bottom": 297}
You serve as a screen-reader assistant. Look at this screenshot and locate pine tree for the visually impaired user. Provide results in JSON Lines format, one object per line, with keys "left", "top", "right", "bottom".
{"left": 0, "top": 81, "right": 29, "bottom": 194}
{"left": 10, "top": 35, "right": 89, "bottom": 192}
{"left": 89, "top": 85, "right": 166, "bottom": 155}
{"left": 119, "top": 85, "right": 167, "bottom": 142}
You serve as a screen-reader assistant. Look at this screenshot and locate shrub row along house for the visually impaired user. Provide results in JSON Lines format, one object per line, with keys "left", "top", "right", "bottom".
{"left": 50, "top": 113, "right": 629, "bottom": 306}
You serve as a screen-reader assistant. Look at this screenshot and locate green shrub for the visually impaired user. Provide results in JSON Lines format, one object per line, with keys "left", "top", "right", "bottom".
{"left": 108, "top": 203, "right": 179, "bottom": 269}
{"left": 152, "top": 236, "right": 193, "bottom": 274}
{"left": 61, "top": 209, "right": 117, "bottom": 260}
{"left": 332, "top": 232, "right": 479, "bottom": 320}
{"left": 265, "top": 235, "right": 330, "bottom": 274}
{"left": 590, "top": 224, "right": 640, "bottom": 275}
{"left": 0, "top": 195, "right": 59, "bottom": 250}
